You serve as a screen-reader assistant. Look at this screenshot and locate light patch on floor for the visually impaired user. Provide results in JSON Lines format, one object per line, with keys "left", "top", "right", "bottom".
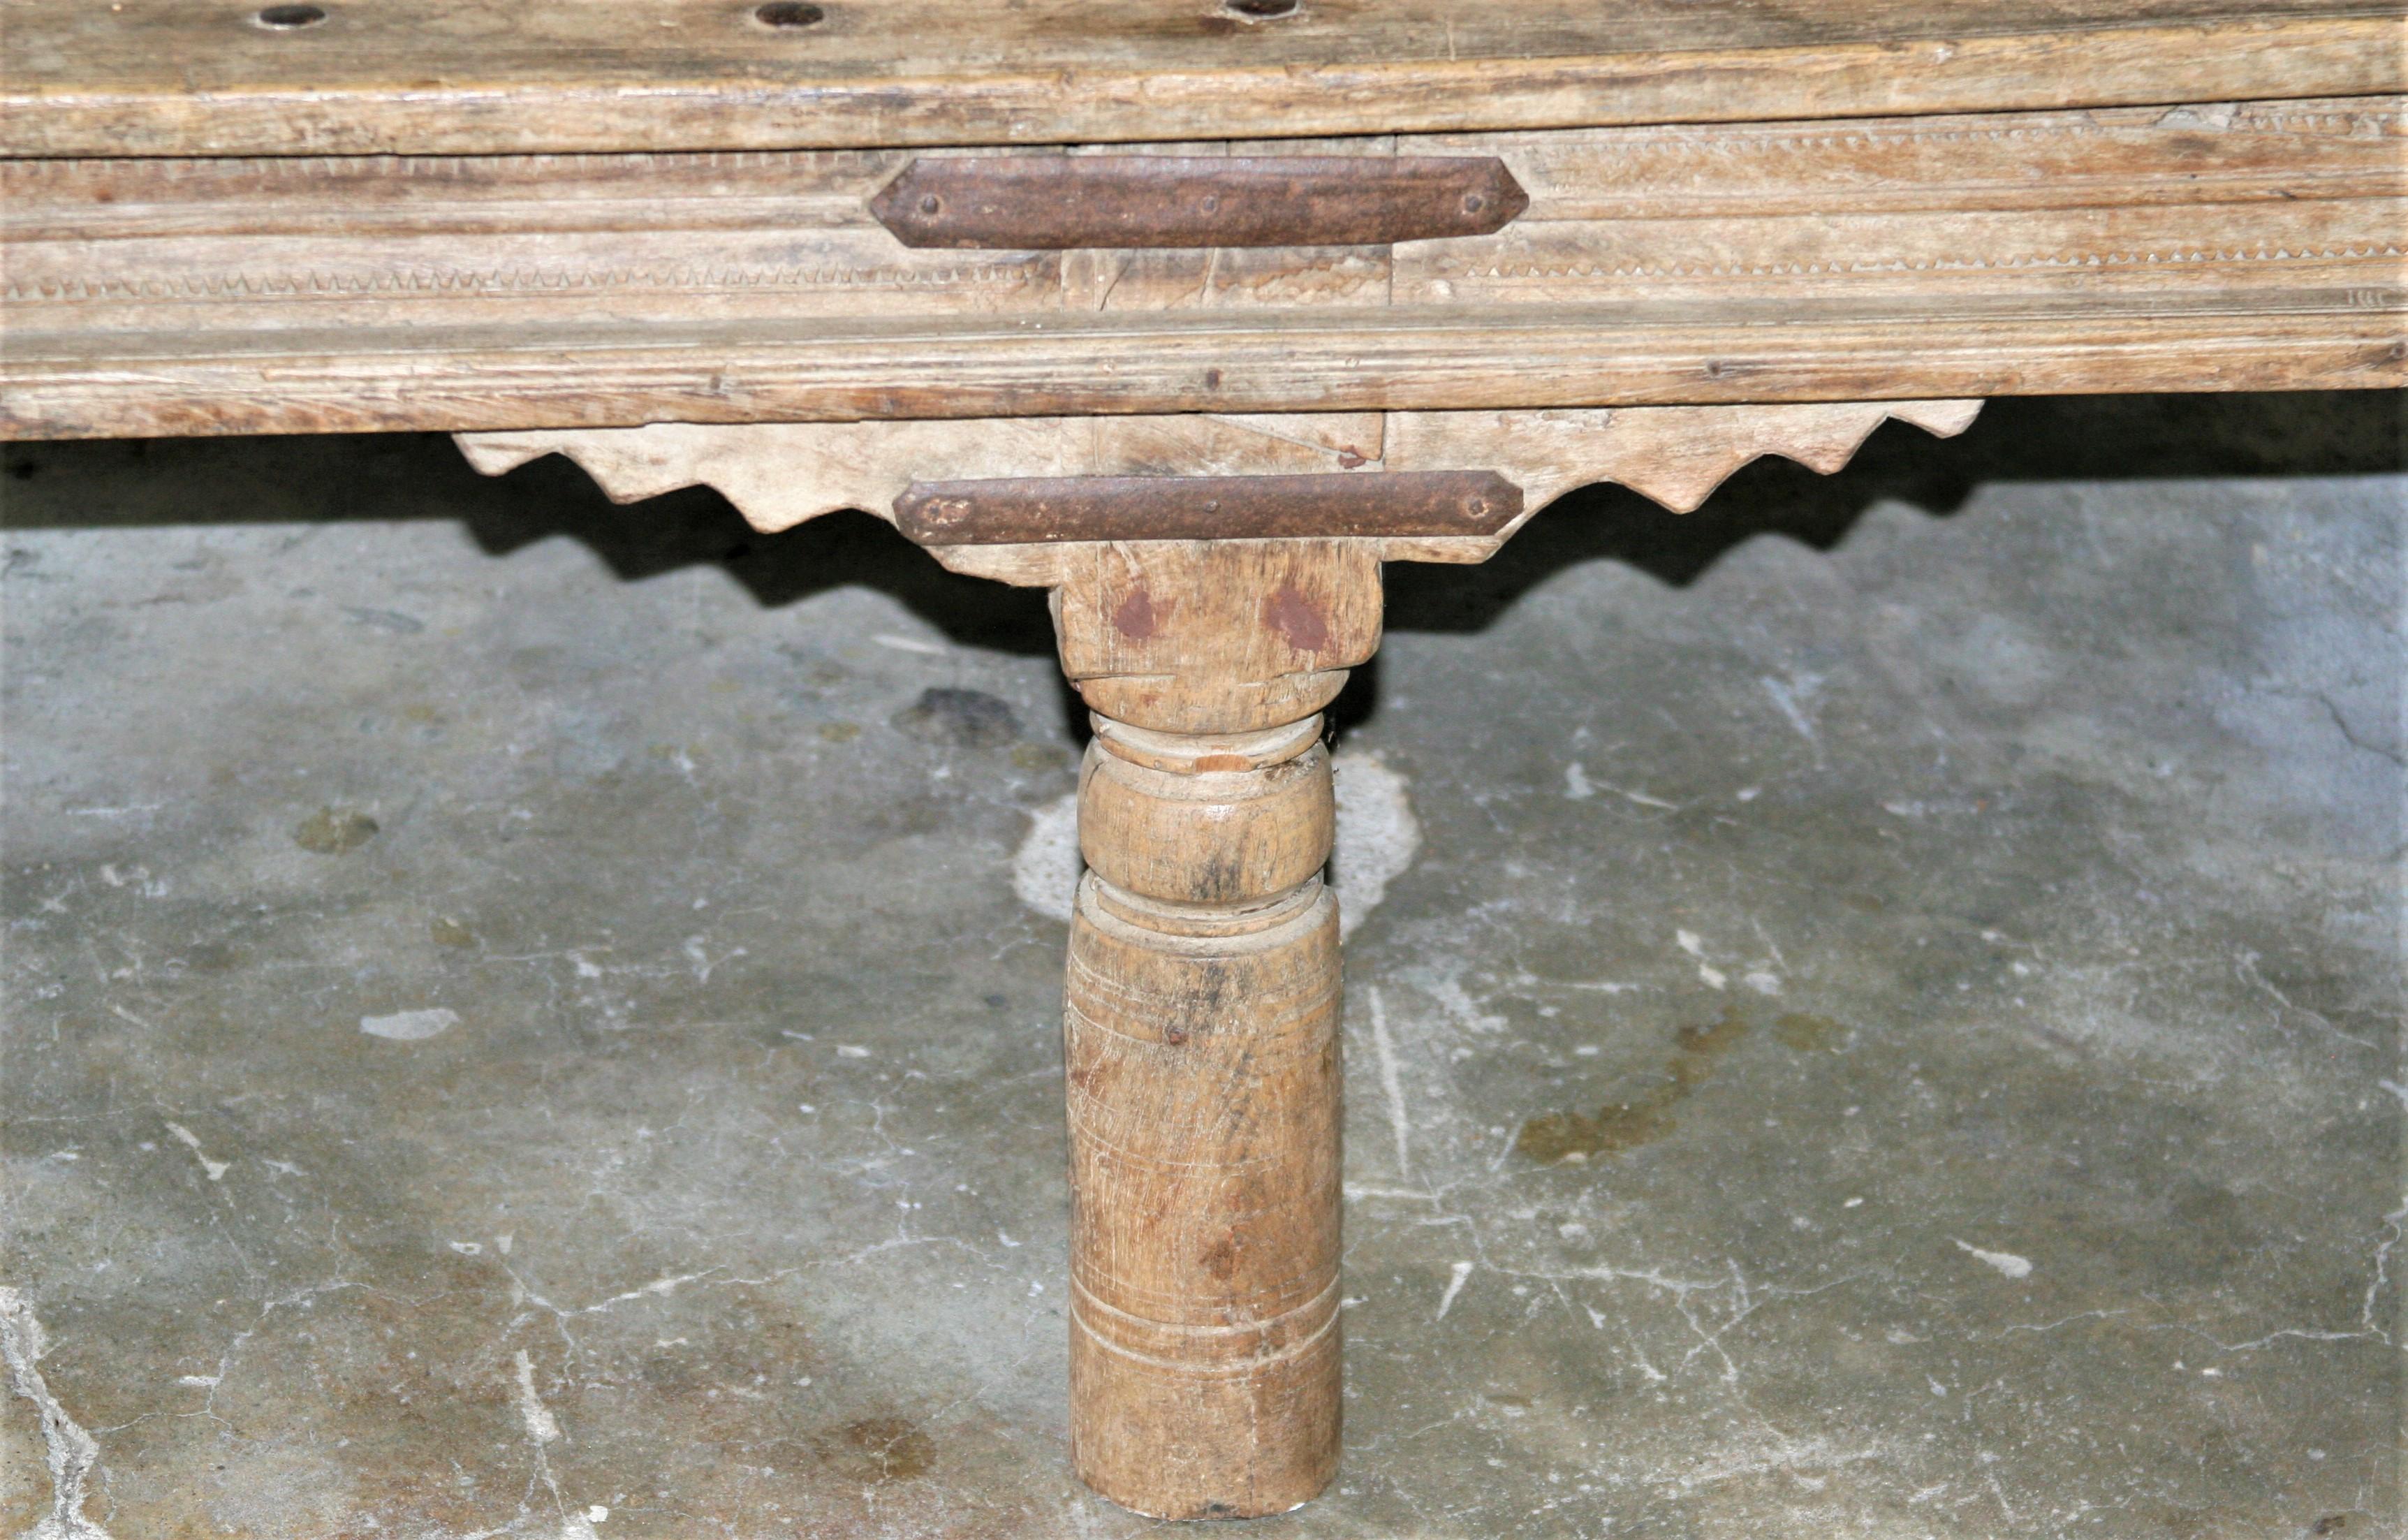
{"left": 359, "top": 1008, "right": 460, "bottom": 1041}
{"left": 162, "top": 1121, "right": 229, "bottom": 1182}
{"left": 1954, "top": 1240, "right": 2036, "bottom": 1279}
{"left": 0, "top": 1286, "right": 115, "bottom": 1540}
{"left": 1329, "top": 752, "right": 1422, "bottom": 939}
{"left": 1009, "top": 791, "right": 1083, "bottom": 924}
{"left": 512, "top": 1349, "right": 561, "bottom": 1444}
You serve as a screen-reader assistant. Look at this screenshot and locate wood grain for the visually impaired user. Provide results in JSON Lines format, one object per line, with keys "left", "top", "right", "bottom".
{"left": 6, "top": 97, "right": 2397, "bottom": 439}
{"left": 3, "top": 1, "right": 2398, "bottom": 156}
{"left": 11, "top": 290, "right": 2389, "bottom": 441}
{"left": 1052, "top": 539, "right": 1383, "bottom": 1515}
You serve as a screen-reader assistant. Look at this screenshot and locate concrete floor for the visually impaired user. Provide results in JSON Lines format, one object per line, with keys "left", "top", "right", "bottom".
{"left": 1, "top": 393, "right": 2400, "bottom": 1539}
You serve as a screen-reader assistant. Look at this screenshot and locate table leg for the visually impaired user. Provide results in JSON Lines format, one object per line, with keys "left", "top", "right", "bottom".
{"left": 446, "top": 402, "right": 1996, "bottom": 1512}
{"left": 1047, "top": 538, "right": 1382, "bottom": 1518}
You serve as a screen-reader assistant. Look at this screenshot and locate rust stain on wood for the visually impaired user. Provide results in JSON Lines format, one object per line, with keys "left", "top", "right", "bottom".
{"left": 870, "top": 155, "right": 1527, "bottom": 250}
{"left": 1261, "top": 586, "right": 1330, "bottom": 655}
{"left": 1113, "top": 587, "right": 1161, "bottom": 640}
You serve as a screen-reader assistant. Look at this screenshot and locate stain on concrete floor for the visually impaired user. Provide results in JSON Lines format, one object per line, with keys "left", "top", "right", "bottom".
{"left": 2, "top": 394, "right": 2400, "bottom": 1538}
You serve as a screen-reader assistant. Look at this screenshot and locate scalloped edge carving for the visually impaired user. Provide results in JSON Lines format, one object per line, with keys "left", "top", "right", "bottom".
{"left": 456, "top": 398, "right": 1979, "bottom": 581}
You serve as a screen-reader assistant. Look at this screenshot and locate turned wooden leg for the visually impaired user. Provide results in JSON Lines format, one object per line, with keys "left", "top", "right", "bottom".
{"left": 1048, "top": 539, "right": 1382, "bottom": 1518}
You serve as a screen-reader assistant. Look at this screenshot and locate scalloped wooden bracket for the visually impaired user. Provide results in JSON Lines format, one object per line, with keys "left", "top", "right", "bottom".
{"left": 455, "top": 398, "right": 1980, "bottom": 582}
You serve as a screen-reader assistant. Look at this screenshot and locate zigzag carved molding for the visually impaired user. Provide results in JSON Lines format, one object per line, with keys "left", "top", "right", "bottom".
{"left": 457, "top": 398, "right": 1981, "bottom": 575}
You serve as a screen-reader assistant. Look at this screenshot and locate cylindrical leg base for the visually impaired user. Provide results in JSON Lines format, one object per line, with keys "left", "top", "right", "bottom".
{"left": 1064, "top": 873, "right": 1343, "bottom": 1518}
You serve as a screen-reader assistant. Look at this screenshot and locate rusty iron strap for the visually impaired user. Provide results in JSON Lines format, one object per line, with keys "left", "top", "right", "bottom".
{"left": 869, "top": 156, "right": 1527, "bottom": 249}
{"left": 894, "top": 471, "right": 1523, "bottom": 546}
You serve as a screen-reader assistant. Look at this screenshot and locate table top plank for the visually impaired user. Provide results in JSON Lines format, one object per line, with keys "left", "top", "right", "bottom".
{"left": 6, "top": 290, "right": 2393, "bottom": 440}
{"left": 4, "top": 0, "right": 2400, "bottom": 158}
{"left": 6, "top": 94, "right": 2398, "bottom": 438}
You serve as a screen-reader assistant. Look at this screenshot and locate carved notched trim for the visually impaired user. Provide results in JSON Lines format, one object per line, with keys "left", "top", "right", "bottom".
{"left": 455, "top": 398, "right": 1983, "bottom": 578}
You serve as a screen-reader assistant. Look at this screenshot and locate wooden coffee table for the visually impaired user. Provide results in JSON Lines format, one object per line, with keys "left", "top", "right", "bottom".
{"left": 6, "top": 1, "right": 2400, "bottom": 1518}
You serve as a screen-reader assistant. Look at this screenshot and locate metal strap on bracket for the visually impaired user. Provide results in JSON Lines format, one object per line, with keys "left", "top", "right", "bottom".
{"left": 894, "top": 471, "right": 1522, "bottom": 545}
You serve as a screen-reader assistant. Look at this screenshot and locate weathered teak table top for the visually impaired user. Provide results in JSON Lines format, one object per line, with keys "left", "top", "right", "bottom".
{"left": 3, "top": 0, "right": 2402, "bottom": 1523}
{"left": 7, "top": 0, "right": 2398, "bottom": 156}
{"left": 3, "top": 0, "right": 2402, "bottom": 437}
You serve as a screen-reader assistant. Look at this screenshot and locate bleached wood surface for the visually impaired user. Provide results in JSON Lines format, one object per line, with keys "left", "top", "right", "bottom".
{"left": 5, "top": 1, "right": 2396, "bottom": 158}
{"left": 7, "top": 98, "right": 2397, "bottom": 439}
